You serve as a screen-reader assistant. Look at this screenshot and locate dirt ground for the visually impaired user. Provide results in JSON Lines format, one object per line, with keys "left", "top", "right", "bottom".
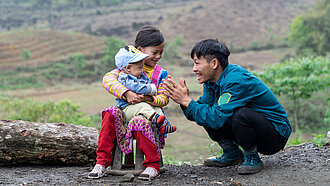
{"left": 1, "top": 142, "right": 329, "bottom": 186}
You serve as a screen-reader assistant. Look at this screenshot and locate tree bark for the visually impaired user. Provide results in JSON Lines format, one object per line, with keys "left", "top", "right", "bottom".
{"left": 0, "top": 120, "right": 98, "bottom": 166}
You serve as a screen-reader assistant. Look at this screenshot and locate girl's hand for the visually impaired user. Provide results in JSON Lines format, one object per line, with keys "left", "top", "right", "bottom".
{"left": 142, "top": 95, "right": 153, "bottom": 102}
{"left": 124, "top": 91, "right": 144, "bottom": 104}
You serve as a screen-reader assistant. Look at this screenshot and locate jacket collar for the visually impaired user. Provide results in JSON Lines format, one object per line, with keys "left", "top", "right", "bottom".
{"left": 205, "top": 64, "right": 231, "bottom": 88}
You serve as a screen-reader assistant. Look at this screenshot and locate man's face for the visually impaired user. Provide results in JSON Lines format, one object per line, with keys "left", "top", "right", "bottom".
{"left": 192, "top": 54, "right": 215, "bottom": 84}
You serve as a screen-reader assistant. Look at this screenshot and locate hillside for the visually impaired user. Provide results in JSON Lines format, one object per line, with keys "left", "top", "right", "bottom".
{"left": 0, "top": 29, "right": 104, "bottom": 69}
{"left": 0, "top": 0, "right": 314, "bottom": 50}
{"left": 160, "top": 0, "right": 315, "bottom": 49}
{"left": 0, "top": 0, "right": 315, "bottom": 72}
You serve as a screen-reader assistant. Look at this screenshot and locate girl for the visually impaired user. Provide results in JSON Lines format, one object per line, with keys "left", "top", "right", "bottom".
{"left": 88, "top": 25, "right": 173, "bottom": 180}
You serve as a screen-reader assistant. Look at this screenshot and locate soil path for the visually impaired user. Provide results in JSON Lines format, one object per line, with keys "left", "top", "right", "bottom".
{"left": 1, "top": 143, "right": 329, "bottom": 185}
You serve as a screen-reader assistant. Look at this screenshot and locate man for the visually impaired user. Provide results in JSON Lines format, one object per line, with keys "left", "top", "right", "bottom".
{"left": 163, "top": 39, "right": 291, "bottom": 174}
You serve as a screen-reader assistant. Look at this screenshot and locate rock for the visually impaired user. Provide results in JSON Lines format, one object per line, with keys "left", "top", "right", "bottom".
{"left": 120, "top": 173, "right": 135, "bottom": 182}
{"left": 191, "top": 174, "right": 198, "bottom": 178}
{"left": 230, "top": 178, "right": 242, "bottom": 186}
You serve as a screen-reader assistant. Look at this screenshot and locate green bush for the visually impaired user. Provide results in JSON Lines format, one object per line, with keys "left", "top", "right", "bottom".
{"left": 289, "top": 137, "right": 303, "bottom": 146}
{"left": 249, "top": 42, "right": 259, "bottom": 50}
{"left": 0, "top": 75, "right": 43, "bottom": 90}
{"left": 256, "top": 56, "right": 330, "bottom": 132}
{"left": 289, "top": 0, "right": 330, "bottom": 56}
{"left": 21, "top": 49, "right": 32, "bottom": 61}
{"left": 279, "top": 88, "right": 329, "bottom": 133}
{"left": 310, "top": 133, "right": 326, "bottom": 148}
{"left": 163, "top": 35, "right": 184, "bottom": 64}
{"left": 0, "top": 96, "right": 94, "bottom": 127}
{"left": 103, "top": 36, "right": 126, "bottom": 70}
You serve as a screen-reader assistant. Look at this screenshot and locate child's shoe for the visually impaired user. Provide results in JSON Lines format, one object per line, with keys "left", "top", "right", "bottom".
{"left": 88, "top": 164, "right": 109, "bottom": 179}
{"left": 150, "top": 113, "right": 165, "bottom": 127}
{"left": 159, "top": 117, "right": 177, "bottom": 135}
{"left": 159, "top": 124, "right": 177, "bottom": 135}
{"left": 138, "top": 167, "right": 159, "bottom": 180}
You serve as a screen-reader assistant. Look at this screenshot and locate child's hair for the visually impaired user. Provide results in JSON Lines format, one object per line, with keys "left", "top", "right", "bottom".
{"left": 190, "top": 39, "right": 230, "bottom": 70}
{"left": 135, "top": 25, "right": 164, "bottom": 48}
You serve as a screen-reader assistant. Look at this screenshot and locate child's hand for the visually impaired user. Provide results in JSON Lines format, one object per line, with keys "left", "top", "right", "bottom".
{"left": 124, "top": 91, "right": 144, "bottom": 104}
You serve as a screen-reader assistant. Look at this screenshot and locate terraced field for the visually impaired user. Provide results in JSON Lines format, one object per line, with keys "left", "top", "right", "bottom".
{"left": 0, "top": 29, "right": 105, "bottom": 69}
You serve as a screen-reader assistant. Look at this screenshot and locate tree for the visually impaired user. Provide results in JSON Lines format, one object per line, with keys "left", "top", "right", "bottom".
{"left": 256, "top": 56, "right": 330, "bottom": 132}
{"left": 102, "top": 36, "right": 126, "bottom": 69}
{"left": 83, "top": 23, "right": 92, "bottom": 34}
{"left": 21, "top": 49, "right": 32, "bottom": 66}
{"left": 289, "top": 0, "right": 330, "bottom": 56}
{"left": 71, "top": 54, "right": 87, "bottom": 79}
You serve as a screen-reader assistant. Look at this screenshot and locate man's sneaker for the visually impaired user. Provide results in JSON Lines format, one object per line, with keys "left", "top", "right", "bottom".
{"left": 237, "top": 152, "right": 263, "bottom": 174}
{"left": 204, "top": 148, "right": 244, "bottom": 167}
{"left": 88, "top": 164, "right": 108, "bottom": 179}
{"left": 138, "top": 167, "right": 159, "bottom": 180}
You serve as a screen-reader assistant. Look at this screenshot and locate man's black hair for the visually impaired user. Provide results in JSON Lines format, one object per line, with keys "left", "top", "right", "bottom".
{"left": 190, "top": 39, "right": 230, "bottom": 69}
{"left": 135, "top": 25, "right": 164, "bottom": 48}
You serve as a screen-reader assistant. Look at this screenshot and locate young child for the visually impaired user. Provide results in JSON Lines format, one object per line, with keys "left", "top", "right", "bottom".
{"left": 115, "top": 45, "right": 176, "bottom": 135}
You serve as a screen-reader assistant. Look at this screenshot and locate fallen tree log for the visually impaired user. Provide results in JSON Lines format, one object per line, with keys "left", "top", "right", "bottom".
{"left": 0, "top": 120, "right": 99, "bottom": 166}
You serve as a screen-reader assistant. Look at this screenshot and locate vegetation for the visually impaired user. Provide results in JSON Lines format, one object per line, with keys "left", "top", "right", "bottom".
{"left": 206, "top": 140, "right": 223, "bottom": 158}
{"left": 289, "top": 0, "right": 330, "bottom": 56}
{"left": 287, "top": 133, "right": 327, "bottom": 148}
{"left": 0, "top": 96, "right": 94, "bottom": 127}
{"left": 283, "top": 89, "right": 329, "bottom": 133}
{"left": 0, "top": 74, "right": 43, "bottom": 90}
{"left": 324, "top": 99, "right": 330, "bottom": 125}
{"left": 257, "top": 56, "right": 330, "bottom": 132}
{"left": 0, "top": 29, "right": 104, "bottom": 69}
{"left": 21, "top": 49, "right": 32, "bottom": 61}
{"left": 289, "top": 136, "right": 303, "bottom": 146}
{"left": 0, "top": 55, "right": 93, "bottom": 90}
{"left": 0, "top": 0, "right": 130, "bottom": 10}
{"left": 0, "top": 36, "right": 124, "bottom": 90}
{"left": 102, "top": 36, "right": 126, "bottom": 69}
{"left": 310, "top": 133, "right": 326, "bottom": 148}
{"left": 163, "top": 154, "right": 186, "bottom": 165}
{"left": 163, "top": 35, "right": 184, "bottom": 64}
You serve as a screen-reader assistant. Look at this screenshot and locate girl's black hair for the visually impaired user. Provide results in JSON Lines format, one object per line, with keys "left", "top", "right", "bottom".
{"left": 135, "top": 25, "right": 165, "bottom": 48}
{"left": 190, "top": 39, "right": 230, "bottom": 69}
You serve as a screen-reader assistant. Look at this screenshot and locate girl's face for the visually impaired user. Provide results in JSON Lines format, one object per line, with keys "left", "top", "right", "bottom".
{"left": 138, "top": 42, "right": 165, "bottom": 67}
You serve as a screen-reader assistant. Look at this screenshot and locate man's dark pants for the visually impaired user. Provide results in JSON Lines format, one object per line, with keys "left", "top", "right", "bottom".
{"left": 204, "top": 107, "right": 288, "bottom": 155}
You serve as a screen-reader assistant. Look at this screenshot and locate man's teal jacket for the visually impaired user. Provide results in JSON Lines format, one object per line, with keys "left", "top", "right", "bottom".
{"left": 182, "top": 64, "right": 292, "bottom": 138}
